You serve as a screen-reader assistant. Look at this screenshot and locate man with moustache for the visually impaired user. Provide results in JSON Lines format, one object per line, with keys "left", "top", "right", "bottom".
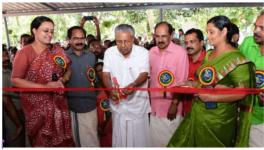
{"left": 239, "top": 11, "right": 264, "bottom": 147}
{"left": 66, "top": 26, "right": 99, "bottom": 147}
{"left": 149, "top": 22, "right": 189, "bottom": 147}
{"left": 102, "top": 24, "right": 151, "bottom": 147}
{"left": 182, "top": 28, "right": 206, "bottom": 116}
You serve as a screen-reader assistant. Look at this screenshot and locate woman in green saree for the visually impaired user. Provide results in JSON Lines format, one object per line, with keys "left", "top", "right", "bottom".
{"left": 167, "top": 16, "right": 256, "bottom": 147}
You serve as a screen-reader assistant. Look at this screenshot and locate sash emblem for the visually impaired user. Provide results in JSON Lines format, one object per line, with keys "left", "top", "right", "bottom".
{"left": 256, "top": 70, "right": 264, "bottom": 89}
{"left": 158, "top": 70, "right": 174, "bottom": 87}
{"left": 100, "top": 99, "right": 110, "bottom": 111}
{"left": 53, "top": 55, "right": 66, "bottom": 69}
{"left": 199, "top": 66, "right": 216, "bottom": 86}
{"left": 86, "top": 67, "right": 96, "bottom": 87}
{"left": 158, "top": 70, "right": 174, "bottom": 98}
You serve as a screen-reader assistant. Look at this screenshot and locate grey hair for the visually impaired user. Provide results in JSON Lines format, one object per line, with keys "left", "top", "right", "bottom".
{"left": 115, "top": 24, "right": 135, "bottom": 37}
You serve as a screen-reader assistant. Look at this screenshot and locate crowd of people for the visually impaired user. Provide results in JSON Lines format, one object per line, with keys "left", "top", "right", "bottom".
{"left": 2, "top": 11, "right": 264, "bottom": 147}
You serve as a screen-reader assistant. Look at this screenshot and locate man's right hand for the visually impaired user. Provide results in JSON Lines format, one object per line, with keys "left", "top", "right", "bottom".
{"left": 80, "top": 17, "right": 86, "bottom": 27}
{"left": 92, "top": 16, "right": 99, "bottom": 26}
{"left": 175, "top": 80, "right": 198, "bottom": 88}
{"left": 167, "top": 101, "right": 178, "bottom": 121}
{"left": 110, "top": 90, "right": 119, "bottom": 102}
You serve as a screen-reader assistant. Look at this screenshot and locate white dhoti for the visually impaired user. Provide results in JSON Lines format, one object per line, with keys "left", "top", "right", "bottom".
{"left": 112, "top": 113, "right": 150, "bottom": 147}
{"left": 249, "top": 123, "right": 264, "bottom": 147}
{"left": 150, "top": 115, "right": 183, "bottom": 147}
{"left": 71, "top": 109, "right": 99, "bottom": 147}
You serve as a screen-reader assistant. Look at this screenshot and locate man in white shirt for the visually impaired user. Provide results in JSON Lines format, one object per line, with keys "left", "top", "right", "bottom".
{"left": 102, "top": 24, "right": 151, "bottom": 147}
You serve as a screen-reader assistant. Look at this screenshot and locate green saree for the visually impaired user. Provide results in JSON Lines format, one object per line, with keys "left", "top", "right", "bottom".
{"left": 167, "top": 50, "right": 256, "bottom": 147}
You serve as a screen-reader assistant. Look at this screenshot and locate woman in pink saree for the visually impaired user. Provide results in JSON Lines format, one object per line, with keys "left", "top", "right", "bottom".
{"left": 11, "top": 16, "right": 74, "bottom": 147}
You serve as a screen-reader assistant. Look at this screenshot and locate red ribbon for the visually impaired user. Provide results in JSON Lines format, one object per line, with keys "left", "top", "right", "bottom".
{"left": 3, "top": 87, "right": 263, "bottom": 94}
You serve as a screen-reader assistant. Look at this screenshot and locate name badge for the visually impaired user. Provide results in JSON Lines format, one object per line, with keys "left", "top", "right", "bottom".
{"left": 256, "top": 70, "right": 264, "bottom": 89}
{"left": 158, "top": 70, "right": 175, "bottom": 98}
{"left": 53, "top": 55, "right": 67, "bottom": 69}
{"left": 86, "top": 67, "right": 96, "bottom": 87}
{"left": 100, "top": 99, "right": 110, "bottom": 111}
{"left": 198, "top": 66, "right": 216, "bottom": 86}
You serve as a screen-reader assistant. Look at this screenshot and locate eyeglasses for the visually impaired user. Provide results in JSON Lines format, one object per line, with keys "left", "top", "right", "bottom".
{"left": 41, "top": 29, "right": 54, "bottom": 35}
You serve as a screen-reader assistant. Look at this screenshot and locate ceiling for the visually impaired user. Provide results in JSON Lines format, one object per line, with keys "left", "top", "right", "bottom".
{"left": 2, "top": 2, "right": 263, "bottom": 17}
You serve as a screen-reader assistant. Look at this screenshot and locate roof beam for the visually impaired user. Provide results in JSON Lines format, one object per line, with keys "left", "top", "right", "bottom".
{"left": 3, "top": 2, "right": 263, "bottom": 17}
{"left": 40, "top": 3, "right": 57, "bottom": 11}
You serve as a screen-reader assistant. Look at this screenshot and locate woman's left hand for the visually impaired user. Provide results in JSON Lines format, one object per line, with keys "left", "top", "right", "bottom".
{"left": 46, "top": 81, "right": 64, "bottom": 88}
{"left": 196, "top": 84, "right": 229, "bottom": 102}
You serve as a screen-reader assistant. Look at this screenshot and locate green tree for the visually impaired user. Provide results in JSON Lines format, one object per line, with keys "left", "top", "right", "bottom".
{"left": 2, "top": 6, "right": 263, "bottom": 48}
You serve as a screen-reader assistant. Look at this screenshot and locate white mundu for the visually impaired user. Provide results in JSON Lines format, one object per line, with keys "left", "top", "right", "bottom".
{"left": 249, "top": 124, "right": 264, "bottom": 147}
{"left": 103, "top": 44, "right": 151, "bottom": 147}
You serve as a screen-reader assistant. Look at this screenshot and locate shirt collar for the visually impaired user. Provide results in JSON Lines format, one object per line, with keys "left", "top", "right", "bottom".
{"left": 189, "top": 49, "right": 206, "bottom": 63}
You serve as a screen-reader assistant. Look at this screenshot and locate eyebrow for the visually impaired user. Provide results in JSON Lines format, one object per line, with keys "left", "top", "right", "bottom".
{"left": 154, "top": 34, "right": 169, "bottom": 36}
{"left": 41, "top": 28, "right": 54, "bottom": 31}
{"left": 254, "top": 23, "right": 264, "bottom": 27}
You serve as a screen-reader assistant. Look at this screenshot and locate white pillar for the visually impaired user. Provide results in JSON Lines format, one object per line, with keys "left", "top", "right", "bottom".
{"left": 159, "top": 8, "right": 163, "bottom": 22}
{"left": 3, "top": 16, "right": 11, "bottom": 49}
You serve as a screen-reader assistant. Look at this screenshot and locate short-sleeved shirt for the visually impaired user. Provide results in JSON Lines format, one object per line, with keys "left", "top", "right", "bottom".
{"left": 11, "top": 45, "right": 38, "bottom": 79}
{"left": 103, "top": 45, "right": 151, "bottom": 119}
{"left": 149, "top": 41, "right": 189, "bottom": 117}
{"left": 239, "top": 36, "right": 264, "bottom": 125}
{"left": 66, "top": 48, "right": 97, "bottom": 113}
{"left": 239, "top": 36, "right": 264, "bottom": 70}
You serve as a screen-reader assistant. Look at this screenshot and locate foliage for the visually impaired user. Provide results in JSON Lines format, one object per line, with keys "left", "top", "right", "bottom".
{"left": 2, "top": 6, "right": 263, "bottom": 48}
